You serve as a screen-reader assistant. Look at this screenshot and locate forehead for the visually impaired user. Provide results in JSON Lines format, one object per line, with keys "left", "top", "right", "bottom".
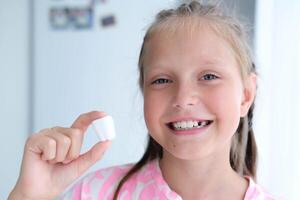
{"left": 143, "top": 21, "right": 237, "bottom": 72}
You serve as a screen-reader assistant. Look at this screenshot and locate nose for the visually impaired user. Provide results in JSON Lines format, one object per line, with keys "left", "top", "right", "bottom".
{"left": 172, "top": 82, "right": 199, "bottom": 109}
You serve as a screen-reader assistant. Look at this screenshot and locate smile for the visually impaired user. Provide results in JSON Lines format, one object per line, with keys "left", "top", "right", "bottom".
{"left": 167, "top": 120, "right": 213, "bottom": 131}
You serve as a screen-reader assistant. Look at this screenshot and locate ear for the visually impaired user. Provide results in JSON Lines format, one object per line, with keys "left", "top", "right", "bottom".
{"left": 240, "top": 73, "right": 257, "bottom": 117}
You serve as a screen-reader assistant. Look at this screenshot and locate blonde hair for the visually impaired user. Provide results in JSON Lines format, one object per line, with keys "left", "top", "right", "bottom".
{"left": 113, "top": 1, "right": 257, "bottom": 199}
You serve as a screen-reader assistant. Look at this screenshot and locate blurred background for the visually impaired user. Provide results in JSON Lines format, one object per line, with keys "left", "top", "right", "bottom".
{"left": 0, "top": 0, "right": 299, "bottom": 199}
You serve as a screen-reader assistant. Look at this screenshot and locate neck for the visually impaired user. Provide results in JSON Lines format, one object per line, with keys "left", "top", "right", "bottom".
{"left": 159, "top": 146, "right": 248, "bottom": 200}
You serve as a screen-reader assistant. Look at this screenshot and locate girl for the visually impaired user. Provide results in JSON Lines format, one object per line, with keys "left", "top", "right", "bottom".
{"left": 9, "top": 1, "right": 276, "bottom": 200}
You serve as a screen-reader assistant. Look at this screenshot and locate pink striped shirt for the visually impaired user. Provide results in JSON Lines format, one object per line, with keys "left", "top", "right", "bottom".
{"left": 60, "top": 159, "right": 276, "bottom": 200}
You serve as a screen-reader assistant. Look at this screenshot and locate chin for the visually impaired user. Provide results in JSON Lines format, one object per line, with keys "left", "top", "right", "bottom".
{"left": 163, "top": 145, "right": 212, "bottom": 161}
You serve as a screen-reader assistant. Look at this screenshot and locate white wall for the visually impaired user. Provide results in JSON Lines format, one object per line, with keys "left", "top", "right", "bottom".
{"left": 0, "top": 0, "right": 29, "bottom": 199}
{"left": 254, "top": 0, "right": 300, "bottom": 199}
{"left": 32, "top": 1, "right": 178, "bottom": 182}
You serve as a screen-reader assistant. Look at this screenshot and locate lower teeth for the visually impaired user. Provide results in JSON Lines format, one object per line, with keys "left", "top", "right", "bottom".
{"left": 174, "top": 125, "right": 205, "bottom": 131}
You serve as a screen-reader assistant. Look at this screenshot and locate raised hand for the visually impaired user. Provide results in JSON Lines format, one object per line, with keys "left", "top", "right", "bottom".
{"left": 9, "top": 111, "right": 112, "bottom": 200}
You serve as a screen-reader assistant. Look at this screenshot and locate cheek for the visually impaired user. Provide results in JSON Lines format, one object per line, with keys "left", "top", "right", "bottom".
{"left": 144, "top": 89, "right": 171, "bottom": 113}
{"left": 143, "top": 93, "right": 153, "bottom": 127}
{"left": 143, "top": 91, "right": 165, "bottom": 129}
{"left": 205, "top": 86, "right": 242, "bottom": 130}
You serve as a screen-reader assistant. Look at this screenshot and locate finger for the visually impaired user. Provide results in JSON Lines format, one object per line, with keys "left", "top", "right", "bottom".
{"left": 55, "top": 127, "right": 83, "bottom": 162}
{"left": 69, "top": 141, "right": 111, "bottom": 174}
{"left": 26, "top": 133, "right": 57, "bottom": 161}
{"left": 45, "top": 127, "right": 71, "bottom": 163}
{"left": 41, "top": 136, "right": 57, "bottom": 161}
{"left": 71, "top": 111, "right": 107, "bottom": 133}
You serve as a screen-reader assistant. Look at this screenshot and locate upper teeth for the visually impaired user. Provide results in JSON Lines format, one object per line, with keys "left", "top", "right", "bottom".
{"left": 172, "top": 120, "right": 209, "bottom": 130}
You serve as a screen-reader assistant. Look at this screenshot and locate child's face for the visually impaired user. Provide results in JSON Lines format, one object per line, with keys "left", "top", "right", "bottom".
{"left": 142, "top": 25, "right": 255, "bottom": 160}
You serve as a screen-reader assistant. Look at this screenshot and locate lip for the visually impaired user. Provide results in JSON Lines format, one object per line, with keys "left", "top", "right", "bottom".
{"left": 167, "top": 122, "right": 212, "bottom": 136}
{"left": 166, "top": 117, "right": 210, "bottom": 124}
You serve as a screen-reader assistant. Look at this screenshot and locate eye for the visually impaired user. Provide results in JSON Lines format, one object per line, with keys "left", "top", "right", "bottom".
{"left": 202, "top": 73, "right": 219, "bottom": 81}
{"left": 151, "top": 78, "right": 172, "bottom": 85}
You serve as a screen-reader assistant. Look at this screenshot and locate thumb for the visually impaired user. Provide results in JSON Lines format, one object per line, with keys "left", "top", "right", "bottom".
{"left": 69, "top": 141, "right": 111, "bottom": 177}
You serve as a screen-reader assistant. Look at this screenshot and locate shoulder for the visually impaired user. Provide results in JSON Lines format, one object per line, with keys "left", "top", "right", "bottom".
{"left": 244, "top": 177, "right": 279, "bottom": 200}
{"left": 58, "top": 160, "right": 163, "bottom": 200}
{"left": 59, "top": 162, "right": 135, "bottom": 199}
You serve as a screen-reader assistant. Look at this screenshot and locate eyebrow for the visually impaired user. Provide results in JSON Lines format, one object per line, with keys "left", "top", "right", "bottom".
{"left": 144, "top": 58, "right": 226, "bottom": 73}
